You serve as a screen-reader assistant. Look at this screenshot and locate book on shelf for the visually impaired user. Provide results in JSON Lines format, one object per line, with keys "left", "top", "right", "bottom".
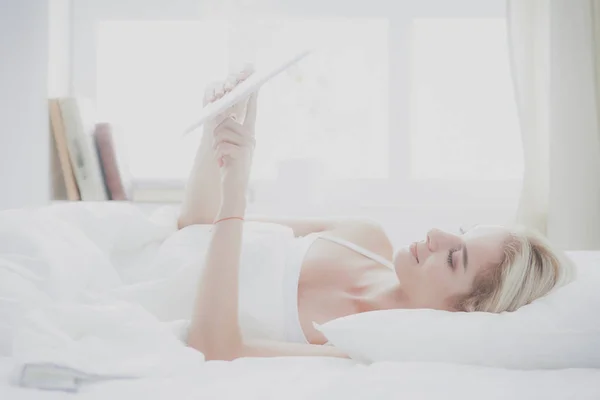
{"left": 49, "top": 97, "right": 130, "bottom": 201}
{"left": 49, "top": 99, "right": 80, "bottom": 201}
{"left": 93, "top": 122, "right": 130, "bottom": 201}
{"left": 57, "top": 97, "right": 108, "bottom": 201}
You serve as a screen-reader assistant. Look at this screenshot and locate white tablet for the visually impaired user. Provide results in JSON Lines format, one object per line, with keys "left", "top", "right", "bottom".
{"left": 182, "top": 49, "right": 312, "bottom": 136}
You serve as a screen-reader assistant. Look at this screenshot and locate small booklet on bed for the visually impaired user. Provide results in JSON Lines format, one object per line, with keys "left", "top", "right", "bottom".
{"left": 182, "top": 49, "right": 312, "bottom": 136}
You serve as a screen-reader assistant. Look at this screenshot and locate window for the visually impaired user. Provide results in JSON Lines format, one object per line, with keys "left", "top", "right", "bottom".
{"left": 77, "top": 0, "right": 519, "bottom": 215}
{"left": 410, "top": 18, "right": 522, "bottom": 180}
{"left": 97, "top": 19, "right": 389, "bottom": 182}
{"left": 97, "top": 21, "right": 229, "bottom": 181}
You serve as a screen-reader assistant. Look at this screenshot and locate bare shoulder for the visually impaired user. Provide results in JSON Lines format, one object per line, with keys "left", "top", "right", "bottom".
{"left": 327, "top": 218, "right": 394, "bottom": 260}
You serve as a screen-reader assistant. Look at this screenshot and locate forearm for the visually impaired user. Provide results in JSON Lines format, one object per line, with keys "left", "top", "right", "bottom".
{"left": 187, "top": 196, "right": 247, "bottom": 359}
{"left": 179, "top": 127, "right": 222, "bottom": 228}
{"left": 246, "top": 215, "right": 372, "bottom": 237}
{"left": 245, "top": 215, "right": 335, "bottom": 237}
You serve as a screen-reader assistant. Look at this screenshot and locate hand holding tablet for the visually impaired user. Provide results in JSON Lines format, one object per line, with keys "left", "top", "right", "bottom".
{"left": 182, "top": 49, "right": 311, "bottom": 137}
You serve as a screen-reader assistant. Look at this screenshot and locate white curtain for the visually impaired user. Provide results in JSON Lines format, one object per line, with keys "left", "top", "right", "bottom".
{"left": 507, "top": 0, "right": 550, "bottom": 235}
{"left": 508, "top": 0, "right": 600, "bottom": 249}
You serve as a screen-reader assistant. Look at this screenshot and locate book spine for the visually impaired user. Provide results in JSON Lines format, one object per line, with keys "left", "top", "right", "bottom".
{"left": 58, "top": 98, "right": 108, "bottom": 201}
{"left": 94, "top": 123, "right": 128, "bottom": 201}
{"left": 48, "top": 99, "right": 81, "bottom": 201}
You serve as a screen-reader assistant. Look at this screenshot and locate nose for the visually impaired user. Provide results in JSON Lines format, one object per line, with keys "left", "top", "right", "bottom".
{"left": 426, "top": 228, "right": 461, "bottom": 251}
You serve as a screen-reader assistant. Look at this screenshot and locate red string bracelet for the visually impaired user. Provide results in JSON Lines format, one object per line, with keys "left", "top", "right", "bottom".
{"left": 213, "top": 216, "right": 245, "bottom": 225}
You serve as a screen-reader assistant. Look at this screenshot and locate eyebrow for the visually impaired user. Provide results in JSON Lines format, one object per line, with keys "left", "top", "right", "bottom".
{"left": 462, "top": 243, "right": 469, "bottom": 271}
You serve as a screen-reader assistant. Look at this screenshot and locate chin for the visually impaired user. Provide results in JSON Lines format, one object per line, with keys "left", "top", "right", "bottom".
{"left": 393, "top": 246, "right": 416, "bottom": 275}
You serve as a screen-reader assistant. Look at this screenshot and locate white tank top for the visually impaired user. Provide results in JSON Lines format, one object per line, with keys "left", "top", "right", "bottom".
{"left": 111, "top": 222, "right": 393, "bottom": 344}
{"left": 112, "top": 222, "right": 295, "bottom": 342}
{"left": 283, "top": 232, "right": 394, "bottom": 344}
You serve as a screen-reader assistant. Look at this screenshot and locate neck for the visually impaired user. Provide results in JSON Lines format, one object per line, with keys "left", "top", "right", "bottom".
{"left": 360, "top": 272, "right": 409, "bottom": 312}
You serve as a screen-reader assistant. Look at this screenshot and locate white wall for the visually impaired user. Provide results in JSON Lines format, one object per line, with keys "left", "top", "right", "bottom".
{"left": 48, "top": 0, "right": 72, "bottom": 199}
{"left": 48, "top": 0, "right": 71, "bottom": 97}
{"left": 0, "top": 0, "right": 50, "bottom": 209}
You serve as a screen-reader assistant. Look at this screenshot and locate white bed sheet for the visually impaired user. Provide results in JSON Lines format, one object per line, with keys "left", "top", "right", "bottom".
{"left": 1, "top": 356, "right": 600, "bottom": 400}
{"left": 2, "top": 203, "right": 600, "bottom": 399}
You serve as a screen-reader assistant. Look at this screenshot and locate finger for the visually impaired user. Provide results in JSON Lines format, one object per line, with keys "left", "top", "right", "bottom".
{"left": 240, "top": 63, "right": 255, "bottom": 77}
{"left": 212, "top": 129, "right": 245, "bottom": 148}
{"left": 244, "top": 92, "right": 258, "bottom": 129}
{"left": 221, "top": 123, "right": 252, "bottom": 140}
{"left": 212, "top": 117, "right": 227, "bottom": 129}
{"left": 213, "top": 128, "right": 256, "bottom": 150}
{"left": 232, "top": 64, "right": 253, "bottom": 82}
{"left": 225, "top": 69, "right": 252, "bottom": 92}
{"left": 214, "top": 82, "right": 226, "bottom": 98}
{"left": 224, "top": 74, "right": 238, "bottom": 91}
{"left": 213, "top": 137, "right": 255, "bottom": 153}
{"left": 204, "top": 81, "right": 221, "bottom": 104}
{"left": 214, "top": 126, "right": 248, "bottom": 143}
{"left": 215, "top": 142, "right": 239, "bottom": 160}
{"left": 215, "top": 116, "right": 253, "bottom": 136}
{"left": 218, "top": 115, "right": 237, "bottom": 125}
{"left": 215, "top": 116, "right": 241, "bottom": 132}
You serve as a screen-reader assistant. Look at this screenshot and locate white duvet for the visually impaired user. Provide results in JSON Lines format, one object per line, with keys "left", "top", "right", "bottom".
{"left": 1, "top": 202, "right": 599, "bottom": 399}
{"left": 0, "top": 203, "right": 209, "bottom": 379}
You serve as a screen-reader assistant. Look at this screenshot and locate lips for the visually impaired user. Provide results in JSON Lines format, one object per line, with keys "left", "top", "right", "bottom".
{"left": 410, "top": 242, "right": 419, "bottom": 262}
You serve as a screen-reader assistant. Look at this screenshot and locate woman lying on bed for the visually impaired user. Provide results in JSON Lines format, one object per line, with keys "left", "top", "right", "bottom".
{"left": 181, "top": 67, "right": 573, "bottom": 361}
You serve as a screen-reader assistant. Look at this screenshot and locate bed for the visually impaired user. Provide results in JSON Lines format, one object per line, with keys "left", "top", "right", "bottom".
{"left": 1, "top": 356, "right": 599, "bottom": 399}
{"left": 1, "top": 202, "right": 599, "bottom": 399}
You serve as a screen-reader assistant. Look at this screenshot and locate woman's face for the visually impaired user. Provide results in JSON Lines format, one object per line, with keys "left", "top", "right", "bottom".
{"left": 393, "top": 225, "right": 509, "bottom": 310}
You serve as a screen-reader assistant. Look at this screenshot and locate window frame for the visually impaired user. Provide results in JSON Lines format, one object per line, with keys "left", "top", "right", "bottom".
{"left": 72, "top": 0, "right": 518, "bottom": 208}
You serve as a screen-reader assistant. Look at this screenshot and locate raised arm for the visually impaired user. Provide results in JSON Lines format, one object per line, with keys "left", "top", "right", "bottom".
{"left": 246, "top": 215, "right": 351, "bottom": 237}
{"left": 185, "top": 90, "right": 348, "bottom": 361}
{"left": 179, "top": 67, "right": 254, "bottom": 228}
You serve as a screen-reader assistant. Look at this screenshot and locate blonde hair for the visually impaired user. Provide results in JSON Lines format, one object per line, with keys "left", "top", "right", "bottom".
{"left": 455, "top": 226, "right": 576, "bottom": 313}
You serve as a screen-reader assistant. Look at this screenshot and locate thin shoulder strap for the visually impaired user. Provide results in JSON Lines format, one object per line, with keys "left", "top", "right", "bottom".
{"left": 317, "top": 234, "right": 395, "bottom": 270}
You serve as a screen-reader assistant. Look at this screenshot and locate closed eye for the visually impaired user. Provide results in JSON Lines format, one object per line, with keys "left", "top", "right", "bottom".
{"left": 447, "top": 249, "right": 457, "bottom": 269}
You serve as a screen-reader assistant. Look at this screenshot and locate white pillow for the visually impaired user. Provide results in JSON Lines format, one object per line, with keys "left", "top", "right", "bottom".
{"left": 316, "top": 251, "right": 600, "bottom": 369}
